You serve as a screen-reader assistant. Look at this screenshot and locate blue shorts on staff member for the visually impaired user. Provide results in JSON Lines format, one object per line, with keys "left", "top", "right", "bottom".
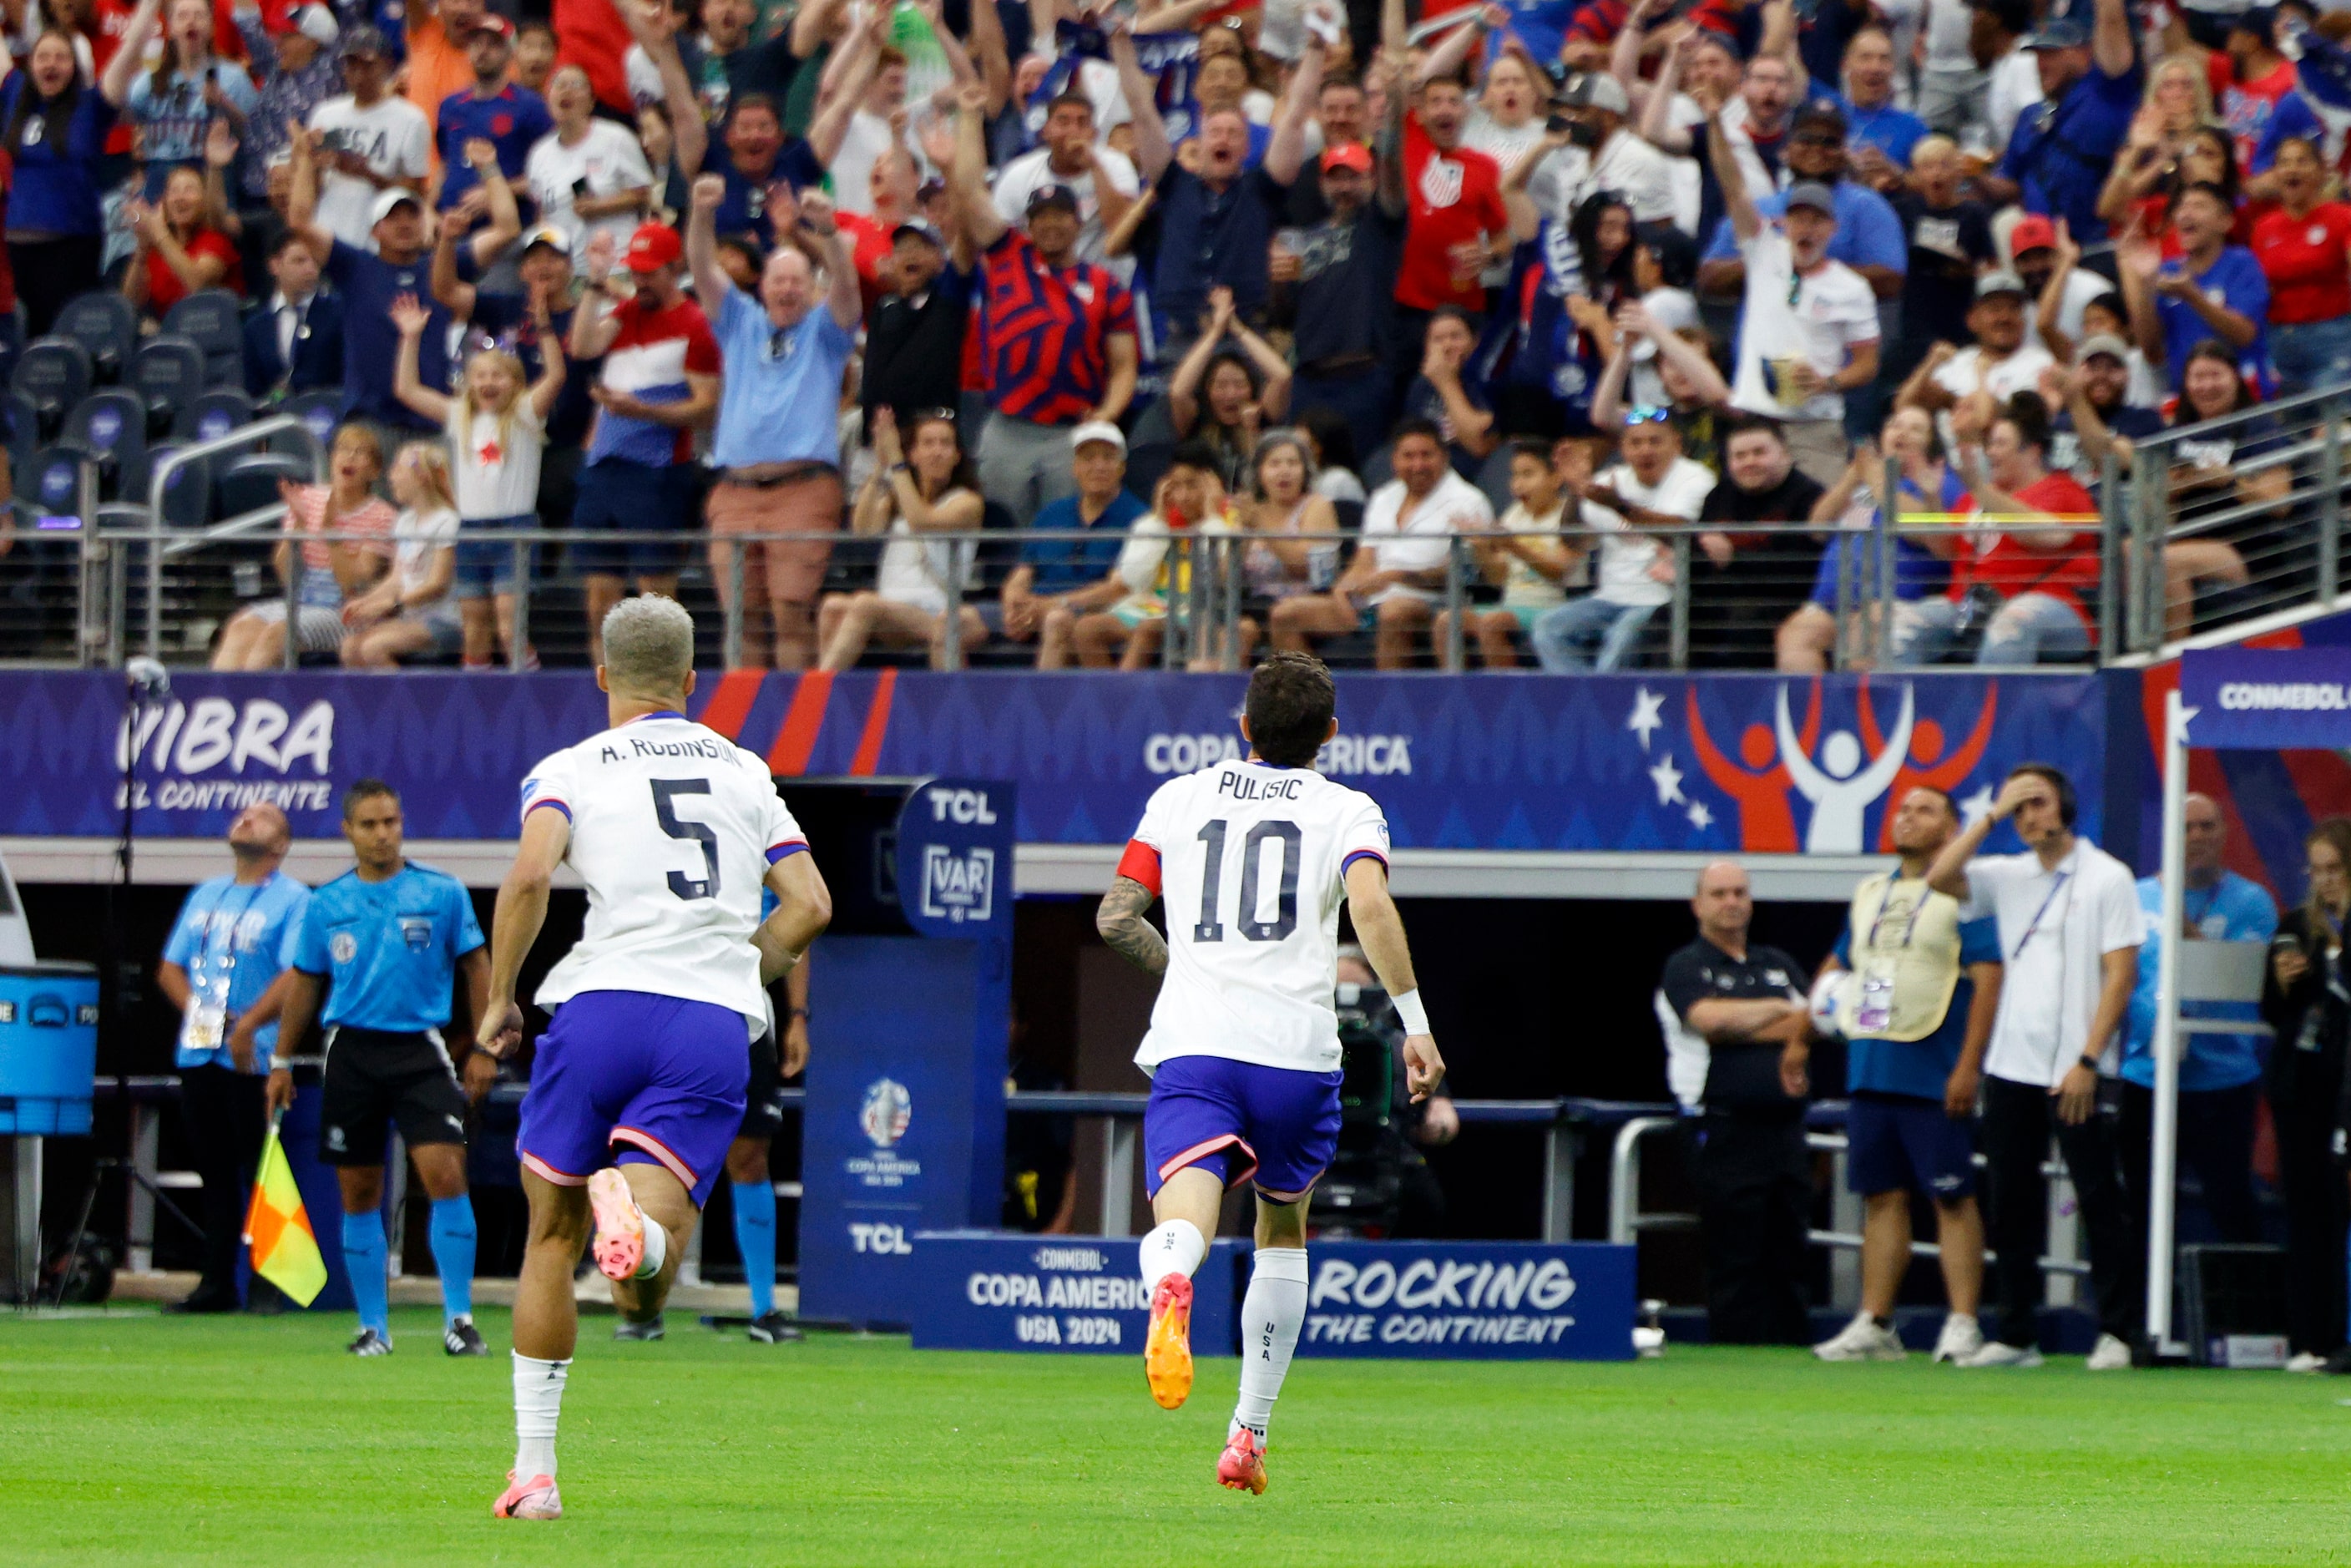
{"left": 1846, "top": 1091, "right": 1977, "bottom": 1201}
{"left": 1143, "top": 1055, "right": 1342, "bottom": 1203}
{"left": 454, "top": 513, "right": 538, "bottom": 598}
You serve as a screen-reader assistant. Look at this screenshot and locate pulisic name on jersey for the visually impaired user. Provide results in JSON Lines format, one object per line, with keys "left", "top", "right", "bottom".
{"left": 1145, "top": 731, "right": 1413, "bottom": 776}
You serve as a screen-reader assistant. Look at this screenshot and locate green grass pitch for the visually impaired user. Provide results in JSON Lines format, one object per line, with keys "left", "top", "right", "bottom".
{"left": 4, "top": 1305, "right": 2349, "bottom": 1565}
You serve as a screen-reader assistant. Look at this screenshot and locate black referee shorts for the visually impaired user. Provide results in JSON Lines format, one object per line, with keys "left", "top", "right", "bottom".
{"left": 318, "top": 1026, "right": 469, "bottom": 1166}
{"left": 736, "top": 1025, "right": 786, "bottom": 1142}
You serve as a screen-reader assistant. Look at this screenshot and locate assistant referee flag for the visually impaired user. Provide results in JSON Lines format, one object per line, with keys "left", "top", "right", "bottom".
{"left": 243, "top": 1120, "right": 327, "bottom": 1307}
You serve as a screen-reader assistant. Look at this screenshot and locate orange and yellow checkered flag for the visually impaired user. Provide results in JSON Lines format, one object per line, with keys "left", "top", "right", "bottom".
{"left": 243, "top": 1116, "right": 327, "bottom": 1307}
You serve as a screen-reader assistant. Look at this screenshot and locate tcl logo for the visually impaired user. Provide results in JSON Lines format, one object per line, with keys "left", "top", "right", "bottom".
{"left": 850, "top": 1222, "right": 912, "bottom": 1255}
{"left": 925, "top": 787, "right": 997, "bottom": 824}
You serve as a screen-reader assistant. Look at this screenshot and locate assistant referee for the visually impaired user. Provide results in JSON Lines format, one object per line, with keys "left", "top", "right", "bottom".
{"left": 269, "top": 779, "right": 493, "bottom": 1358}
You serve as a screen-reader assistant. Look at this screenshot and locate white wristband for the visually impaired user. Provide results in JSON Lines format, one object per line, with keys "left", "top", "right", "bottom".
{"left": 1391, "top": 988, "right": 1430, "bottom": 1035}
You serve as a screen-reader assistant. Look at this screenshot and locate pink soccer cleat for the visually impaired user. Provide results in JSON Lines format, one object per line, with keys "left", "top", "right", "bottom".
{"left": 587, "top": 1167, "right": 645, "bottom": 1283}
{"left": 1144, "top": 1273, "right": 1194, "bottom": 1409}
{"left": 1216, "top": 1428, "right": 1267, "bottom": 1495}
{"left": 493, "top": 1470, "right": 562, "bottom": 1520}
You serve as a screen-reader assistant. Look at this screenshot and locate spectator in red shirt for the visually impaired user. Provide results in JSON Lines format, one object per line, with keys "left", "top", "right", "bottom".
{"left": 124, "top": 162, "right": 244, "bottom": 317}
{"left": 2250, "top": 134, "right": 2351, "bottom": 393}
{"left": 1891, "top": 392, "right": 2098, "bottom": 666}
{"left": 1388, "top": 59, "right": 1509, "bottom": 354}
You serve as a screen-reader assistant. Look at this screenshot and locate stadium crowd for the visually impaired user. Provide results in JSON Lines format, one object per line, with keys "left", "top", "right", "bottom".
{"left": 0, "top": 0, "right": 2338, "bottom": 670}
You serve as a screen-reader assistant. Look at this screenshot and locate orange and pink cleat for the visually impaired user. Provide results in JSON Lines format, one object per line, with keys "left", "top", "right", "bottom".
{"left": 587, "top": 1168, "right": 645, "bottom": 1283}
{"left": 1216, "top": 1429, "right": 1267, "bottom": 1495}
{"left": 493, "top": 1471, "right": 561, "bottom": 1520}
{"left": 1144, "top": 1273, "right": 1194, "bottom": 1409}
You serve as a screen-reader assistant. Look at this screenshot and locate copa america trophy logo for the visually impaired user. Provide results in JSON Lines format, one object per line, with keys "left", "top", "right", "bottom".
{"left": 860, "top": 1078, "right": 913, "bottom": 1150}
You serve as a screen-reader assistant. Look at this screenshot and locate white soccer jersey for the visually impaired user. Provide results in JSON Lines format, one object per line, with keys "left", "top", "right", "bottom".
{"left": 1120, "top": 758, "right": 1392, "bottom": 1074}
{"left": 519, "top": 712, "right": 806, "bottom": 1032}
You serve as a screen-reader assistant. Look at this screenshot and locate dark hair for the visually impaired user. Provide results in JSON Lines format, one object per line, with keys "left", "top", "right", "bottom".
{"left": 1319, "top": 71, "right": 1363, "bottom": 94}
{"left": 1294, "top": 405, "right": 1358, "bottom": 473}
{"left": 518, "top": 18, "right": 555, "bottom": 39}
{"left": 2081, "top": 290, "right": 2127, "bottom": 326}
{"left": 1509, "top": 435, "right": 1553, "bottom": 466}
{"left": 8, "top": 28, "right": 81, "bottom": 153}
{"left": 714, "top": 234, "right": 764, "bottom": 274}
{"left": 342, "top": 777, "right": 400, "bottom": 821}
{"left": 1570, "top": 190, "right": 1638, "bottom": 301}
{"left": 1882, "top": 405, "right": 1948, "bottom": 464}
{"left": 1994, "top": 389, "right": 2050, "bottom": 455}
{"left": 269, "top": 225, "right": 316, "bottom": 262}
{"left": 2305, "top": 817, "right": 2351, "bottom": 929}
{"left": 2176, "top": 178, "right": 2235, "bottom": 215}
{"left": 1202, "top": 350, "right": 1263, "bottom": 417}
{"left": 2172, "top": 127, "right": 2241, "bottom": 209}
{"left": 1045, "top": 89, "right": 1095, "bottom": 120}
{"left": 1721, "top": 412, "right": 1787, "bottom": 448}
{"left": 1902, "top": 781, "right": 1959, "bottom": 818}
{"left": 730, "top": 92, "right": 782, "bottom": 127}
{"left": 2177, "top": 338, "right": 2254, "bottom": 417}
{"left": 1245, "top": 651, "right": 1336, "bottom": 768}
{"left": 1166, "top": 438, "right": 1223, "bottom": 476}
{"left": 2005, "top": 762, "right": 2076, "bottom": 827}
{"left": 1637, "top": 223, "right": 1697, "bottom": 291}
{"left": 1388, "top": 415, "right": 1445, "bottom": 451}
{"left": 904, "top": 411, "right": 978, "bottom": 500}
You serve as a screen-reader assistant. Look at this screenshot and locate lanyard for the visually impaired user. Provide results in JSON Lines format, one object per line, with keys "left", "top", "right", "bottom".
{"left": 200, "top": 878, "right": 269, "bottom": 1002}
{"left": 2013, "top": 868, "right": 2072, "bottom": 960}
{"left": 1864, "top": 878, "right": 1924, "bottom": 953}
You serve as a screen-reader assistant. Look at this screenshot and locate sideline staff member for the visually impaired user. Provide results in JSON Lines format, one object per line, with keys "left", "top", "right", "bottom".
{"left": 1656, "top": 860, "right": 1815, "bottom": 1345}
{"left": 156, "top": 803, "right": 310, "bottom": 1314}
{"left": 269, "top": 780, "right": 494, "bottom": 1358}
{"left": 1928, "top": 762, "right": 2141, "bottom": 1370}
{"left": 1811, "top": 786, "right": 2001, "bottom": 1366}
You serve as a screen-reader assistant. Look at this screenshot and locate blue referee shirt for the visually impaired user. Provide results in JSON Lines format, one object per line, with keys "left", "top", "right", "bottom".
{"left": 162, "top": 870, "right": 311, "bottom": 1071}
{"left": 291, "top": 863, "right": 486, "bottom": 1033}
{"left": 2121, "top": 872, "right": 2279, "bottom": 1093}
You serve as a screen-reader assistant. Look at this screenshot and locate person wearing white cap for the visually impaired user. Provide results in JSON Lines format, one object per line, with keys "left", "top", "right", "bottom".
{"left": 304, "top": 23, "right": 430, "bottom": 251}
{"left": 1512, "top": 68, "right": 1681, "bottom": 244}
{"left": 1894, "top": 271, "right": 2053, "bottom": 445}
{"left": 999, "top": 422, "right": 1150, "bottom": 669}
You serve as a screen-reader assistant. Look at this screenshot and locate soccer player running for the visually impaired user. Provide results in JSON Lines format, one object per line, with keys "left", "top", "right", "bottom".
{"left": 476, "top": 597, "right": 831, "bottom": 1520}
{"left": 1098, "top": 651, "right": 1443, "bottom": 1495}
{"left": 268, "top": 781, "right": 494, "bottom": 1358}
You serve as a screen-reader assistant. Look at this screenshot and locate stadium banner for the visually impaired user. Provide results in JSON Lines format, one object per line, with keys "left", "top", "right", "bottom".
{"left": 905, "top": 1232, "right": 1241, "bottom": 1355}
{"left": 1295, "top": 1241, "right": 1636, "bottom": 1361}
{"left": 2178, "top": 647, "right": 2351, "bottom": 750}
{"left": 3, "top": 670, "right": 2110, "bottom": 854}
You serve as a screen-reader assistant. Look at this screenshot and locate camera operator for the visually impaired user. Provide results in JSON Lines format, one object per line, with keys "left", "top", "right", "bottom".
{"left": 1656, "top": 859, "right": 1816, "bottom": 1345}
{"left": 1336, "top": 947, "right": 1454, "bottom": 1237}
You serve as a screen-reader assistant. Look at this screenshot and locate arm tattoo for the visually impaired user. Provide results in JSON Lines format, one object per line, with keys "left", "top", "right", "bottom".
{"left": 1097, "top": 876, "right": 1169, "bottom": 977}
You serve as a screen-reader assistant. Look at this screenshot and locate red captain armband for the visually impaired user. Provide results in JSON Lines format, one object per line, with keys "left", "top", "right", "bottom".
{"left": 1115, "top": 839, "right": 1162, "bottom": 895}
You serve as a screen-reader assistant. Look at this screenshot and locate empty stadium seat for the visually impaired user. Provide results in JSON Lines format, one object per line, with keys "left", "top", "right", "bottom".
{"left": 174, "top": 387, "right": 255, "bottom": 444}
{"left": 162, "top": 289, "right": 245, "bottom": 388}
{"left": 213, "top": 450, "right": 306, "bottom": 518}
{"left": 4, "top": 387, "right": 37, "bottom": 478}
{"left": 279, "top": 390, "right": 342, "bottom": 453}
{"left": 141, "top": 443, "right": 214, "bottom": 529}
{"left": 129, "top": 336, "right": 207, "bottom": 430}
{"left": 12, "top": 338, "right": 93, "bottom": 439}
{"left": 63, "top": 389, "right": 147, "bottom": 498}
{"left": 54, "top": 292, "right": 137, "bottom": 382}
{"left": 24, "top": 441, "right": 94, "bottom": 518}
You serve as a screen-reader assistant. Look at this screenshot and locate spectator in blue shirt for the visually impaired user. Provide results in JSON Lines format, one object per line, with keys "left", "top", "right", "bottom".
{"left": 1833, "top": 28, "right": 1929, "bottom": 191}
{"left": 1699, "top": 100, "right": 1907, "bottom": 301}
{"left": 268, "top": 780, "right": 493, "bottom": 1358}
{"left": 2119, "top": 792, "right": 2278, "bottom": 1252}
{"left": 126, "top": 0, "right": 260, "bottom": 197}
{"left": 999, "top": 422, "right": 1149, "bottom": 668}
{"left": 432, "top": 15, "right": 553, "bottom": 213}
{"left": 2117, "top": 182, "right": 2272, "bottom": 392}
{"left": 157, "top": 802, "right": 310, "bottom": 1314}
{"left": 1981, "top": 0, "right": 2141, "bottom": 245}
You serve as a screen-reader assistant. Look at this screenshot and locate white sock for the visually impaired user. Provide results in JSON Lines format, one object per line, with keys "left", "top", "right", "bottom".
{"left": 1231, "top": 1247, "right": 1308, "bottom": 1440}
{"left": 633, "top": 1213, "right": 669, "bottom": 1281}
{"left": 513, "top": 1353, "right": 570, "bottom": 1479}
{"left": 1137, "top": 1218, "right": 1206, "bottom": 1291}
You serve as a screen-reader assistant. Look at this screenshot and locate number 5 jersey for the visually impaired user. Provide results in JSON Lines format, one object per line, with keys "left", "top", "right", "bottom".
{"left": 519, "top": 711, "right": 808, "bottom": 1034}
{"left": 1116, "top": 757, "right": 1392, "bottom": 1075}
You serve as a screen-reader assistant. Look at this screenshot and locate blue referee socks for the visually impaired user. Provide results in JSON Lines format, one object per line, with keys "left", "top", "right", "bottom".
{"left": 733, "top": 1181, "right": 777, "bottom": 1319}
{"left": 341, "top": 1211, "right": 390, "bottom": 1337}
{"left": 429, "top": 1196, "right": 478, "bottom": 1327}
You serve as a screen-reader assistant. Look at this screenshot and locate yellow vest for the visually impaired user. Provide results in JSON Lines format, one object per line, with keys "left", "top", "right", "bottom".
{"left": 1837, "top": 873, "right": 1964, "bottom": 1043}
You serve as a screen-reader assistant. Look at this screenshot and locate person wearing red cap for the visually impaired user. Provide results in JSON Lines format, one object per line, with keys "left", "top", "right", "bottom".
{"left": 568, "top": 220, "right": 721, "bottom": 664}
{"left": 2009, "top": 212, "right": 2116, "bottom": 359}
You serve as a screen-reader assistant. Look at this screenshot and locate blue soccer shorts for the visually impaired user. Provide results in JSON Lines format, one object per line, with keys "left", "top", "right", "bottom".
{"left": 517, "top": 989, "right": 751, "bottom": 1207}
{"left": 1846, "top": 1091, "right": 1977, "bottom": 1202}
{"left": 1143, "top": 1054, "right": 1343, "bottom": 1203}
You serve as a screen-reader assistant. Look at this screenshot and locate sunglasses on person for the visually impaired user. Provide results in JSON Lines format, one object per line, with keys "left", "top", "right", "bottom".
{"left": 1624, "top": 405, "right": 1674, "bottom": 425}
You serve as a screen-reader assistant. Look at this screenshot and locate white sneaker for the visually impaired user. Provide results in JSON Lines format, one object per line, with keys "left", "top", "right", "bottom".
{"left": 1932, "top": 1313, "right": 1985, "bottom": 1364}
{"left": 2286, "top": 1351, "right": 2328, "bottom": 1374}
{"left": 2086, "top": 1333, "right": 2135, "bottom": 1371}
{"left": 1956, "top": 1339, "right": 2044, "bottom": 1368}
{"left": 1813, "top": 1313, "right": 1908, "bottom": 1362}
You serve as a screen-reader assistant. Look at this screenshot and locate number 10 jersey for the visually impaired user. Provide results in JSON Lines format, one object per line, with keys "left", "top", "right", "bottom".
{"left": 1117, "top": 758, "right": 1391, "bottom": 1075}
{"left": 520, "top": 712, "right": 808, "bottom": 1032}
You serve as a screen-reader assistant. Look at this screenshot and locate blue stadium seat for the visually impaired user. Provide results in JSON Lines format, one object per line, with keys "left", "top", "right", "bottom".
{"left": 4, "top": 387, "right": 37, "bottom": 478}
{"left": 130, "top": 336, "right": 207, "bottom": 431}
{"left": 62, "top": 389, "right": 147, "bottom": 498}
{"left": 279, "top": 390, "right": 343, "bottom": 454}
{"left": 213, "top": 450, "right": 306, "bottom": 519}
{"left": 53, "top": 291, "right": 136, "bottom": 382}
{"left": 140, "top": 443, "right": 214, "bottom": 529}
{"left": 1358, "top": 443, "right": 1393, "bottom": 493}
{"left": 12, "top": 337, "right": 93, "bottom": 440}
{"left": 24, "top": 441, "right": 94, "bottom": 519}
{"left": 174, "top": 387, "right": 255, "bottom": 445}
{"left": 162, "top": 288, "right": 245, "bottom": 389}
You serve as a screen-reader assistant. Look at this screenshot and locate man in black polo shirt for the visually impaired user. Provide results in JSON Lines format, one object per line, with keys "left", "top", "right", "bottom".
{"left": 861, "top": 218, "right": 970, "bottom": 435}
{"left": 1656, "top": 859, "right": 1817, "bottom": 1344}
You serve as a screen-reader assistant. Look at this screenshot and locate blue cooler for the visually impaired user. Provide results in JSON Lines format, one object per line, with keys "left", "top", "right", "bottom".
{"left": 0, "top": 963, "right": 100, "bottom": 1135}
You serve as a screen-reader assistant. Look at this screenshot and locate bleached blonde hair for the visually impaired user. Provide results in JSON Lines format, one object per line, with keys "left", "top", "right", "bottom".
{"left": 602, "top": 594, "right": 695, "bottom": 697}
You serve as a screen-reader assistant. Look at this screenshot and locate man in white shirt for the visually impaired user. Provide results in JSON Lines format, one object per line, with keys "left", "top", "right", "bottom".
{"left": 1529, "top": 417, "right": 1713, "bottom": 670}
{"left": 523, "top": 68, "right": 655, "bottom": 263}
{"left": 992, "top": 90, "right": 1140, "bottom": 268}
{"left": 1514, "top": 71, "right": 1684, "bottom": 241}
{"left": 1895, "top": 271, "right": 2055, "bottom": 440}
{"left": 1927, "top": 762, "right": 2143, "bottom": 1372}
{"left": 1708, "top": 86, "right": 1878, "bottom": 486}
{"left": 307, "top": 26, "right": 431, "bottom": 251}
{"left": 1267, "top": 419, "right": 1492, "bottom": 670}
